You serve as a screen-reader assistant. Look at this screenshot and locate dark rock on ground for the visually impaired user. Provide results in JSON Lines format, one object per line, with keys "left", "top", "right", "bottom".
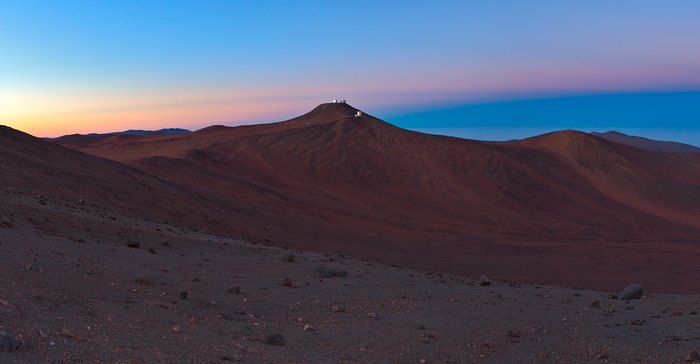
{"left": 478, "top": 275, "right": 491, "bottom": 286}
{"left": 134, "top": 276, "right": 153, "bottom": 286}
{"left": 0, "top": 218, "right": 14, "bottom": 229}
{"left": 316, "top": 266, "right": 347, "bottom": 278}
{"left": 263, "top": 334, "right": 286, "bottom": 346}
{"left": 619, "top": 284, "right": 644, "bottom": 300}
{"left": 684, "top": 350, "right": 699, "bottom": 362}
{"left": 0, "top": 331, "right": 23, "bottom": 353}
{"left": 280, "top": 277, "right": 294, "bottom": 287}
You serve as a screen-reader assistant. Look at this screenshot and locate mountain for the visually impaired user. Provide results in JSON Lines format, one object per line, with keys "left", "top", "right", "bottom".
{"left": 0, "top": 125, "right": 243, "bottom": 237}
{"left": 50, "top": 128, "right": 190, "bottom": 149}
{"left": 49, "top": 103, "right": 700, "bottom": 292}
{"left": 591, "top": 131, "right": 700, "bottom": 154}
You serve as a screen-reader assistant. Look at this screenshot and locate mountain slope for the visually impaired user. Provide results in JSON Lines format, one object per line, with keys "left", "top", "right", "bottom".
{"left": 591, "top": 131, "right": 700, "bottom": 154}
{"left": 515, "top": 130, "right": 700, "bottom": 228}
{"left": 46, "top": 105, "right": 700, "bottom": 291}
{"left": 51, "top": 128, "right": 190, "bottom": 149}
{"left": 0, "top": 125, "right": 242, "bottom": 236}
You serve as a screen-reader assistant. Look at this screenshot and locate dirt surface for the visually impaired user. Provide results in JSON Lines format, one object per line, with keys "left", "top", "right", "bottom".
{"left": 2, "top": 188, "right": 700, "bottom": 364}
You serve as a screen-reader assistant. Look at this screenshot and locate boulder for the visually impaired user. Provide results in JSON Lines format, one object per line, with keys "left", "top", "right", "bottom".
{"left": 478, "top": 275, "right": 491, "bottom": 286}
{"left": 619, "top": 284, "right": 644, "bottom": 300}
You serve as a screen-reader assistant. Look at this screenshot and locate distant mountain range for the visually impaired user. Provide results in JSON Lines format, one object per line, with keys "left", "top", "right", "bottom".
{"left": 591, "top": 130, "right": 700, "bottom": 154}
{"left": 49, "top": 128, "right": 190, "bottom": 149}
{"left": 3, "top": 104, "right": 700, "bottom": 291}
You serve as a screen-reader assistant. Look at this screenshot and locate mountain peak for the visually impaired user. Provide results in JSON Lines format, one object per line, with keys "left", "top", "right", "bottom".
{"left": 310, "top": 101, "right": 360, "bottom": 115}
{"left": 277, "top": 101, "right": 367, "bottom": 127}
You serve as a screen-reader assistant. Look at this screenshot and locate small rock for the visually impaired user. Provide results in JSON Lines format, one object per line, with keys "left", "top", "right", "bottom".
{"left": 192, "top": 277, "right": 201, "bottom": 283}
{"left": 684, "top": 350, "right": 699, "bottom": 362}
{"left": 134, "top": 276, "right": 153, "bottom": 286}
{"left": 0, "top": 331, "right": 23, "bottom": 352}
{"left": 619, "top": 284, "right": 644, "bottom": 300}
{"left": 303, "top": 324, "right": 314, "bottom": 332}
{"left": 589, "top": 300, "right": 600, "bottom": 308}
{"left": 506, "top": 330, "right": 521, "bottom": 338}
{"left": 126, "top": 242, "right": 141, "bottom": 249}
{"left": 263, "top": 334, "right": 286, "bottom": 346}
{"left": 478, "top": 275, "right": 491, "bottom": 286}
{"left": 280, "top": 277, "right": 294, "bottom": 287}
{"left": 316, "top": 266, "right": 348, "bottom": 278}
{"left": 171, "top": 324, "right": 182, "bottom": 333}
{"left": 0, "top": 218, "right": 14, "bottom": 229}
{"left": 179, "top": 292, "right": 188, "bottom": 300}
{"left": 148, "top": 248, "right": 157, "bottom": 254}
{"left": 283, "top": 253, "right": 295, "bottom": 262}
{"left": 60, "top": 328, "right": 77, "bottom": 339}
{"left": 221, "top": 354, "right": 242, "bottom": 361}
{"left": 331, "top": 305, "right": 347, "bottom": 313}
{"left": 227, "top": 286, "right": 241, "bottom": 294}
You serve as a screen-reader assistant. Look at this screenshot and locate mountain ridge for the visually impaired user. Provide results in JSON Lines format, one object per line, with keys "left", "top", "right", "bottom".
{"left": 591, "top": 130, "right": 700, "bottom": 153}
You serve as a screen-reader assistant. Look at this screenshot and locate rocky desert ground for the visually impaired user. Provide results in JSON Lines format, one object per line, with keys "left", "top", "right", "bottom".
{"left": 3, "top": 187, "right": 700, "bottom": 364}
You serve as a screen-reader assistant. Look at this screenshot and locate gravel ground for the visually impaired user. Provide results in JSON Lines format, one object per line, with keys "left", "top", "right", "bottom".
{"left": 1, "top": 188, "right": 700, "bottom": 364}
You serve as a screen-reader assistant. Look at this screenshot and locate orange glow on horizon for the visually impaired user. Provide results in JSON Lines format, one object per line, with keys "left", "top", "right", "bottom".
{"left": 0, "top": 85, "right": 333, "bottom": 137}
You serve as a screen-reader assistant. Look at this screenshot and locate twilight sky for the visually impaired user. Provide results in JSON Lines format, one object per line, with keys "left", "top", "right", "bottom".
{"left": 1, "top": 1, "right": 700, "bottom": 143}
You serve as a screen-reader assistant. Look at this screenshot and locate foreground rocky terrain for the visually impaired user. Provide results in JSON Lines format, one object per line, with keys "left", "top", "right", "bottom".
{"left": 2, "top": 188, "right": 700, "bottom": 364}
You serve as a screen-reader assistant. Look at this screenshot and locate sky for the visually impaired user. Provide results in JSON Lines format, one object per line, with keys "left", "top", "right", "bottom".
{"left": 1, "top": 1, "right": 700, "bottom": 144}
{"left": 393, "top": 92, "right": 700, "bottom": 146}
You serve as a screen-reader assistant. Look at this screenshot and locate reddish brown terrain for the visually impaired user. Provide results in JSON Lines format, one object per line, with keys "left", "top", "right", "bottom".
{"left": 3, "top": 188, "right": 700, "bottom": 363}
{"left": 591, "top": 130, "right": 700, "bottom": 154}
{"left": 49, "top": 103, "right": 700, "bottom": 293}
{"left": 3, "top": 106, "right": 700, "bottom": 363}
